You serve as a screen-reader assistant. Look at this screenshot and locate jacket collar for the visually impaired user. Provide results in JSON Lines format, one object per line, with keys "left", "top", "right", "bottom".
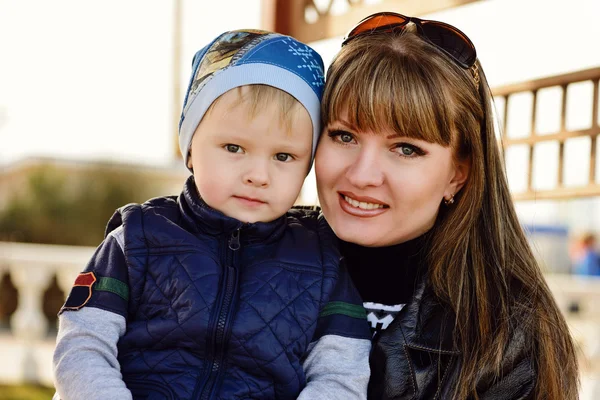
{"left": 178, "top": 176, "right": 287, "bottom": 244}
{"left": 392, "top": 273, "right": 461, "bottom": 355}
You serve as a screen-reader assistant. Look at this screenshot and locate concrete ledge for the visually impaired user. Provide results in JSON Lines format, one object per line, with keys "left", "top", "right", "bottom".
{"left": 0, "top": 333, "right": 55, "bottom": 387}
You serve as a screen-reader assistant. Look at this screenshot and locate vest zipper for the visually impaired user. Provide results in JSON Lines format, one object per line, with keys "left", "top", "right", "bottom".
{"left": 196, "top": 227, "right": 241, "bottom": 400}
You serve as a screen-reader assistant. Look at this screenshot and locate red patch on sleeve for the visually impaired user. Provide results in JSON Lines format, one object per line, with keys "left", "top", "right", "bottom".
{"left": 59, "top": 272, "right": 97, "bottom": 313}
{"left": 74, "top": 272, "right": 97, "bottom": 286}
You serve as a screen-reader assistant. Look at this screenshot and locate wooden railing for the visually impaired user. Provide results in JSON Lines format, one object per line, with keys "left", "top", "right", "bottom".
{"left": 493, "top": 67, "right": 600, "bottom": 201}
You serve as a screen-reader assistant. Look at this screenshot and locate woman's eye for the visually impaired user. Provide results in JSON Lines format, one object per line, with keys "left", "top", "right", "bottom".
{"left": 328, "top": 129, "right": 356, "bottom": 144}
{"left": 275, "top": 153, "right": 292, "bottom": 162}
{"left": 394, "top": 143, "right": 423, "bottom": 157}
{"left": 225, "top": 144, "right": 242, "bottom": 153}
{"left": 340, "top": 133, "right": 353, "bottom": 143}
{"left": 400, "top": 146, "right": 414, "bottom": 156}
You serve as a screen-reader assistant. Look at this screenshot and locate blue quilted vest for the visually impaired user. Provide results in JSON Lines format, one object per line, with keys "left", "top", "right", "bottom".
{"left": 106, "top": 177, "right": 341, "bottom": 399}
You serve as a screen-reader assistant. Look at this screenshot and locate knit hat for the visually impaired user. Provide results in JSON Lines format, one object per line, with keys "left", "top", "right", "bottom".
{"left": 179, "top": 29, "right": 325, "bottom": 170}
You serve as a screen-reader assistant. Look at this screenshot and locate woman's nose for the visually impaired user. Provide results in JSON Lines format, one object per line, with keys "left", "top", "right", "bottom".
{"left": 345, "top": 147, "right": 385, "bottom": 188}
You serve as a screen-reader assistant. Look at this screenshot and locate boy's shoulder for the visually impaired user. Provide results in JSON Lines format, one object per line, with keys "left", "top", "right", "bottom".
{"left": 289, "top": 205, "right": 321, "bottom": 213}
{"left": 140, "top": 194, "right": 180, "bottom": 212}
{"left": 285, "top": 205, "right": 333, "bottom": 237}
{"left": 285, "top": 205, "right": 322, "bottom": 225}
{"left": 105, "top": 194, "right": 180, "bottom": 237}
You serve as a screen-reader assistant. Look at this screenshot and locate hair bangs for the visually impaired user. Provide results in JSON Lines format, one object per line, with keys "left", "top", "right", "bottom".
{"left": 323, "top": 37, "right": 457, "bottom": 147}
{"left": 209, "top": 85, "right": 302, "bottom": 135}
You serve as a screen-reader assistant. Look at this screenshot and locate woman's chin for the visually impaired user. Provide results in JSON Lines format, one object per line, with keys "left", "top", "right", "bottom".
{"left": 333, "top": 226, "right": 385, "bottom": 247}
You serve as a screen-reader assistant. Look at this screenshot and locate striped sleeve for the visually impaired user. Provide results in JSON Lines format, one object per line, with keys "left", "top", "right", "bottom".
{"left": 53, "top": 307, "right": 132, "bottom": 399}
{"left": 59, "top": 226, "right": 129, "bottom": 318}
{"left": 312, "top": 259, "right": 372, "bottom": 341}
{"left": 298, "top": 259, "right": 371, "bottom": 399}
{"left": 54, "top": 226, "right": 132, "bottom": 399}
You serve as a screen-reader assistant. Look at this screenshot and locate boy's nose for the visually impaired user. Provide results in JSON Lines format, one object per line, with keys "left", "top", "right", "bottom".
{"left": 243, "top": 162, "right": 270, "bottom": 187}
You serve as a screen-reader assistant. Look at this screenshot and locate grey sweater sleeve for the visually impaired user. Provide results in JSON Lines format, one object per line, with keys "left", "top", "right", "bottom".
{"left": 298, "top": 335, "right": 371, "bottom": 400}
{"left": 53, "top": 307, "right": 132, "bottom": 400}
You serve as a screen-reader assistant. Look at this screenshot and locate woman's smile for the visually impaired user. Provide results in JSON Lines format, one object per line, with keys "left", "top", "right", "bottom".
{"left": 338, "top": 191, "right": 389, "bottom": 217}
{"left": 315, "top": 117, "right": 464, "bottom": 247}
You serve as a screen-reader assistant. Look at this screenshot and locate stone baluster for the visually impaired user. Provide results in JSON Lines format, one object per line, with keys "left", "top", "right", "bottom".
{"left": 9, "top": 262, "right": 53, "bottom": 340}
{"left": 54, "top": 265, "right": 81, "bottom": 331}
{"left": 57, "top": 266, "right": 82, "bottom": 298}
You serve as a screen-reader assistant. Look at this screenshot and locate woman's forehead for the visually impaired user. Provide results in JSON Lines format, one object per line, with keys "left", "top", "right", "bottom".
{"left": 327, "top": 99, "right": 450, "bottom": 145}
{"left": 327, "top": 113, "right": 396, "bottom": 137}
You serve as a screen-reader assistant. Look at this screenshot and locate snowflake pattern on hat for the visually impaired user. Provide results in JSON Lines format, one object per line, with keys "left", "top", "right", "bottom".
{"left": 179, "top": 29, "right": 326, "bottom": 166}
{"left": 282, "top": 38, "right": 324, "bottom": 89}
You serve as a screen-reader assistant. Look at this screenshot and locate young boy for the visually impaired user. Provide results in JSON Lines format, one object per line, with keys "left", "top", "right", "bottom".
{"left": 53, "top": 30, "right": 371, "bottom": 400}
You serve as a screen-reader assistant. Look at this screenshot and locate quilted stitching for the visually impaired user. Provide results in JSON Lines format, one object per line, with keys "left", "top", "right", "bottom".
{"left": 115, "top": 197, "right": 337, "bottom": 399}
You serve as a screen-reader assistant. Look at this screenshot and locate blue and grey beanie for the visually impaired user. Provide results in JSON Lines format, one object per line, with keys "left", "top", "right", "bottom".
{"left": 179, "top": 29, "right": 325, "bottom": 169}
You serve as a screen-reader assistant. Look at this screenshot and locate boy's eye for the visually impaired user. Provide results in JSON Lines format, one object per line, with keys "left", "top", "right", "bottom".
{"left": 225, "top": 144, "right": 243, "bottom": 153}
{"left": 275, "top": 153, "right": 292, "bottom": 162}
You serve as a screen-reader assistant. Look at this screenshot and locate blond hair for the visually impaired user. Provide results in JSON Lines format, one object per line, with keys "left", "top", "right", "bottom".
{"left": 208, "top": 84, "right": 303, "bottom": 133}
{"left": 323, "top": 31, "right": 579, "bottom": 400}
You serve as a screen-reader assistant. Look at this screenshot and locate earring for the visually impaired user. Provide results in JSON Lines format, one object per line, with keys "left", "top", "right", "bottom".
{"left": 444, "top": 194, "right": 455, "bottom": 206}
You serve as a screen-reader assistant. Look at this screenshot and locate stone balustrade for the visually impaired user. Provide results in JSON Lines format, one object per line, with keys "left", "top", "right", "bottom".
{"left": 0, "top": 242, "right": 94, "bottom": 386}
{"left": 0, "top": 242, "right": 599, "bottom": 394}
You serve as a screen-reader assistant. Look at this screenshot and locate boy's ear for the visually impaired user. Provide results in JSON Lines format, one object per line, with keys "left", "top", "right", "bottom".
{"left": 186, "top": 151, "right": 193, "bottom": 170}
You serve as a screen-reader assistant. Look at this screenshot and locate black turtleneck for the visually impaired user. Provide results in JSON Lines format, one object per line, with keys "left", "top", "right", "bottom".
{"left": 340, "top": 234, "right": 428, "bottom": 335}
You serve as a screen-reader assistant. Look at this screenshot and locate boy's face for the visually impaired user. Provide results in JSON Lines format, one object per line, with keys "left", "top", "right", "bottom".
{"left": 187, "top": 87, "right": 313, "bottom": 223}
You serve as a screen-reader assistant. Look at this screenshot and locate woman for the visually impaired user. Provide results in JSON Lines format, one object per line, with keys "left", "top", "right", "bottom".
{"left": 314, "top": 12, "right": 579, "bottom": 399}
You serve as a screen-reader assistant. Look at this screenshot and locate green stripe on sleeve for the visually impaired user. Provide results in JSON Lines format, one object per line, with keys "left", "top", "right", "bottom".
{"left": 320, "top": 301, "right": 367, "bottom": 319}
{"left": 96, "top": 277, "right": 129, "bottom": 301}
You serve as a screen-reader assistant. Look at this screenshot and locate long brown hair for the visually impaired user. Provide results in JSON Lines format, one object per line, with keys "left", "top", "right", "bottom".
{"left": 322, "top": 30, "right": 579, "bottom": 399}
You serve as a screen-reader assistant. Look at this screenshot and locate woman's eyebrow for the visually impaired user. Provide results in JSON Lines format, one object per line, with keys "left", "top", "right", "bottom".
{"left": 331, "top": 119, "right": 359, "bottom": 131}
{"left": 386, "top": 133, "right": 402, "bottom": 139}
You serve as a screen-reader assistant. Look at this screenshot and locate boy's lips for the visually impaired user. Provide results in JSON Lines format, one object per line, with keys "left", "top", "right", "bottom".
{"left": 233, "top": 195, "right": 267, "bottom": 207}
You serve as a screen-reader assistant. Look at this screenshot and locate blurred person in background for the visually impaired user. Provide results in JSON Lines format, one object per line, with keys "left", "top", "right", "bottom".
{"left": 571, "top": 232, "right": 600, "bottom": 276}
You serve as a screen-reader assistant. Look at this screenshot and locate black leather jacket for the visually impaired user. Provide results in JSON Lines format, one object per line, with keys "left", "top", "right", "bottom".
{"left": 368, "top": 276, "right": 536, "bottom": 400}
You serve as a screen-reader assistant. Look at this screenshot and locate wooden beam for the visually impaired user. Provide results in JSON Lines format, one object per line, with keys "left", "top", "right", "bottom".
{"left": 513, "top": 185, "right": 600, "bottom": 201}
{"left": 493, "top": 67, "right": 600, "bottom": 97}
{"left": 275, "top": 0, "right": 482, "bottom": 43}
{"left": 502, "top": 127, "right": 600, "bottom": 147}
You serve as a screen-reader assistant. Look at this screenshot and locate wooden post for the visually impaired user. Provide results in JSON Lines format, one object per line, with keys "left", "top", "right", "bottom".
{"left": 173, "top": 0, "right": 183, "bottom": 160}
{"left": 557, "top": 84, "right": 567, "bottom": 187}
{"left": 528, "top": 90, "right": 537, "bottom": 191}
{"left": 591, "top": 79, "right": 599, "bottom": 184}
{"left": 261, "top": 0, "right": 277, "bottom": 31}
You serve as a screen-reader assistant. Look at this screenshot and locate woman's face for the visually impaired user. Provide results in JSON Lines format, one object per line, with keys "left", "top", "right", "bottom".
{"left": 315, "top": 115, "right": 469, "bottom": 247}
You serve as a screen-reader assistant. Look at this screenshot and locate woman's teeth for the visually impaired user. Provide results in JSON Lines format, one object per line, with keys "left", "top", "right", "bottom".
{"left": 343, "top": 195, "right": 385, "bottom": 210}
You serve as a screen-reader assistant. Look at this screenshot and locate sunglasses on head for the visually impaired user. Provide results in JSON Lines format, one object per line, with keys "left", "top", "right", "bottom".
{"left": 342, "top": 12, "right": 477, "bottom": 69}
